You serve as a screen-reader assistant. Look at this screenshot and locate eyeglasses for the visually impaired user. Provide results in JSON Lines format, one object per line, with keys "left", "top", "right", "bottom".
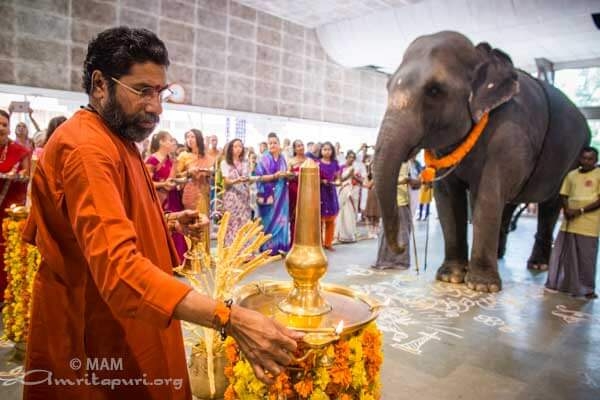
{"left": 111, "top": 76, "right": 173, "bottom": 103}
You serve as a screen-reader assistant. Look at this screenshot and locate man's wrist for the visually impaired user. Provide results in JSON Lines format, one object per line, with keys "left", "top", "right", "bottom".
{"left": 214, "top": 299, "right": 233, "bottom": 340}
{"left": 580, "top": 208, "right": 585, "bottom": 215}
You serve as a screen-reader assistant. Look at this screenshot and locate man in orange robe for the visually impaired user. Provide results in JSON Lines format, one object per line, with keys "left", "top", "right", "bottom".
{"left": 22, "top": 27, "right": 300, "bottom": 399}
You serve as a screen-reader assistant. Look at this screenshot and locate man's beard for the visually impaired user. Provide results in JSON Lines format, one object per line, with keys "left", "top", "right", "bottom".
{"left": 100, "top": 92, "right": 159, "bottom": 142}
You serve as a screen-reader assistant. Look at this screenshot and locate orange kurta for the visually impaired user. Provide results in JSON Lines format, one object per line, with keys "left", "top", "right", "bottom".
{"left": 22, "top": 109, "right": 193, "bottom": 399}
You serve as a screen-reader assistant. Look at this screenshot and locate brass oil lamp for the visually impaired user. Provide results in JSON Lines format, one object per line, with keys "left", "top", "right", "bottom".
{"left": 234, "top": 159, "right": 381, "bottom": 345}
{"left": 278, "top": 159, "right": 331, "bottom": 318}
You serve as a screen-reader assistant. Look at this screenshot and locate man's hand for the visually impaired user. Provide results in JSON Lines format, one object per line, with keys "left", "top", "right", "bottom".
{"left": 408, "top": 178, "right": 421, "bottom": 190}
{"left": 564, "top": 208, "right": 579, "bottom": 220}
{"left": 174, "top": 210, "right": 209, "bottom": 239}
{"left": 162, "top": 179, "right": 176, "bottom": 191}
{"left": 228, "top": 306, "right": 303, "bottom": 384}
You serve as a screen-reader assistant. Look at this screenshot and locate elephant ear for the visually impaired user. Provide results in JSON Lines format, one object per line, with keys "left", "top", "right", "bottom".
{"left": 469, "top": 44, "right": 519, "bottom": 122}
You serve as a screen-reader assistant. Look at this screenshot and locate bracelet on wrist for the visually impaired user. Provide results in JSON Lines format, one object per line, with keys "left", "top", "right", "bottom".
{"left": 214, "top": 299, "right": 233, "bottom": 340}
{"left": 580, "top": 208, "right": 585, "bottom": 215}
{"left": 164, "top": 212, "right": 179, "bottom": 224}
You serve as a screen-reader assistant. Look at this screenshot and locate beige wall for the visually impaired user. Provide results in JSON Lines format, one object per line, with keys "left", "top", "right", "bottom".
{"left": 0, "top": 0, "right": 388, "bottom": 128}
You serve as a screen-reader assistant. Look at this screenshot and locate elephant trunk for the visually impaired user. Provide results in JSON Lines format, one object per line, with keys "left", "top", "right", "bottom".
{"left": 373, "top": 114, "right": 416, "bottom": 254}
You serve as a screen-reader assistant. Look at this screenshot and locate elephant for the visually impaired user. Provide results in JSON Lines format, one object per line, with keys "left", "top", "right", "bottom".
{"left": 373, "top": 31, "right": 590, "bottom": 292}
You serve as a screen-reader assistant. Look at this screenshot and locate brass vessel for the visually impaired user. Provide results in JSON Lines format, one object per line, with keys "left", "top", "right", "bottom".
{"left": 235, "top": 158, "right": 381, "bottom": 337}
{"left": 179, "top": 245, "right": 207, "bottom": 274}
{"left": 236, "top": 281, "right": 381, "bottom": 333}
{"left": 278, "top": 159, "right": 331, "bottom": 318}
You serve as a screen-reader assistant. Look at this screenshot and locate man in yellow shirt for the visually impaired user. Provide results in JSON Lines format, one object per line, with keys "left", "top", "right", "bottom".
{"left": 546, "top": 147, "right": 600, "bottom": 299}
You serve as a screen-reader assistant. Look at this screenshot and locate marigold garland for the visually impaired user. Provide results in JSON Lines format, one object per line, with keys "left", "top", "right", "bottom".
{"left": 2, "top": 217, "right": 41, "bottom": 343}
{"left": 224, "top": 322, "right": 383, "bottom": 400}
{"left": 420, "top": 113, "right": 489, "bottom": 183}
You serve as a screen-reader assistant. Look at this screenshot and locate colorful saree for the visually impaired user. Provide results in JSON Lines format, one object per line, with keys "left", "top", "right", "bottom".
{"left": 145, "top": 154, "right": 187, "bottom": 262}
{"left": 0, "top": 141, "right": 30, "bottom": 295}
{"left": 256, "top": 152, "right": 290, "bottom": 255}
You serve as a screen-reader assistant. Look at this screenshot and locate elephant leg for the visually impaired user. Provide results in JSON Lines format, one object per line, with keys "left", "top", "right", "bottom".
{"left": 434, "top": 178, "right": 469, "bottom": 284}
{"left": 498, "top": 203, "right": 518, "bottom": 259}
{"left": 527, "top": 195, "right": 561, "bottom": 270}
{"left": 466, "top": 179, "right": 504, "bottom": 293}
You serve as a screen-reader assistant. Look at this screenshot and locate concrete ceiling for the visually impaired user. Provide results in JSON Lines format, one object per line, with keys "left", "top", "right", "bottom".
{"left": 235, "top": 0, "right": 424, "bottom": 28}
{"left": 237, "top": 0, "right": 600, "bottom": 73}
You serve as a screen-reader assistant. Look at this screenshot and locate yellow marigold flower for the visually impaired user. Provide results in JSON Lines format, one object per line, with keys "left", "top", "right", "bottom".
{"left": 359, "top": 389, "right": 375, "bottom": 400}
{"left": 309, "top": 388, "right": 330, "bottom": 400}
{"left": 351, "top": 362, "right": 367, "bottom": 389}
{"left": 314, "top": 367, "right": 330, "bottom": 389}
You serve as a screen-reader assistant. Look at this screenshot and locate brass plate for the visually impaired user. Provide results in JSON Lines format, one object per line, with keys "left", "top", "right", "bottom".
{"left": 234, "top": 281, "right": 381, "bottom": 335}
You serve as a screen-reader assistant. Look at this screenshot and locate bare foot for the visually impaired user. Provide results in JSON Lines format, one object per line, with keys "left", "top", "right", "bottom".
{"left": 436, "top": 261, "right": 467, "bottom": 284}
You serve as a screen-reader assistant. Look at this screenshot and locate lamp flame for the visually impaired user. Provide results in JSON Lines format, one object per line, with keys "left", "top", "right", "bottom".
{"left": 335, "top": 320, "right": 344, "bottom": 335}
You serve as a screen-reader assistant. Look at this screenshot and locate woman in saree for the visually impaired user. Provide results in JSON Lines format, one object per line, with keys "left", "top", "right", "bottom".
{"left": 220, "top": 138, "right": 252, "bottom": 246}
{"left": 318, "top": 142, "right": 340, "bottom": 251}
{"left": 248, "top": 151, "right": 258, "bottom": 220}
{"left": 177, "top": 129, "right": 214, "bottom": 251}
{"left": 287, "top": 139, "right": 306, "bottom": 242}
{"left": 0, "top": 109, "right": 31, "bottom": 296}
{"left": 363, "top": 154, "right": 381, "bottom": 238}
{"left": 255, "top": 132, "right": 290, "bottom": 255}
{"left": 336, "top": 150, "right": 362, "bottom": 243}
{"left": 145, "top": 131, "right": 187, "bottom": 262}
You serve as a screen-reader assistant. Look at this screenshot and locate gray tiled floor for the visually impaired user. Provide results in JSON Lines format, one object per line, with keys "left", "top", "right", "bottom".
{"left": 1, "top": 215, "right": 599, "bottom": 399}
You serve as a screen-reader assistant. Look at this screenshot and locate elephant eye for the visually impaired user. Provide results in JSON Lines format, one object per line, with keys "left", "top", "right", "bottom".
{"left": 425, "top": 83, "right": 443, "bottom": 98}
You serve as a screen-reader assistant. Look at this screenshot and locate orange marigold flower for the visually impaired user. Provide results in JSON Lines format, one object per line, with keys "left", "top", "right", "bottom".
{"left": 339, "top": 394, "right": 353, "bottom": 400}
{"left": 366, "top": 361, "right": 381, "bottom": 379}
{"left": 225, "top": 343, "right": 238, "bottom": 363}
{"left": 224, "top": 385, "right": 236, "bottom": 400}
{"left": 362, "top": 329, "right": 382, "bottom": 353}
{"left": 420, "top": 167, "right": 436, "bottom": 183}
{"left": 294, "top": 377, "right": 314, "bottom": 398}
{"left": 334, "top": 340, "right": 351, "bottom": 361}
{"left": 269, "top": 373, "right": 293, "bottom": 398}
{"left": 224, "top": 365, "right": 234, "bottom": 379}
{"left": 330, "top": 364, "right": 352, "bottom": 388}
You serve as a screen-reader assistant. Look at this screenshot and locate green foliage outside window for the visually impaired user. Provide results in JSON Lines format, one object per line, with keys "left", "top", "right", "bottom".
{"left": 555, "top": 67, "right": 600, "bottom": 149}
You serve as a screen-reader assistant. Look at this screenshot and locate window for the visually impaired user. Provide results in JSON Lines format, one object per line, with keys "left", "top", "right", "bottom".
{"left": 554, "top": 67, "right": 600, "bottom": 107}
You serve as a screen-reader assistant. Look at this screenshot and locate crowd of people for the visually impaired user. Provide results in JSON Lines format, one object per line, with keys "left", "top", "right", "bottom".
{"left": 137, "top": 130, "right": 388, "bottom": 258}
{"left": 0, "top": 103, "right": 435, "bottom": 285}
{"left": 0, "top": 107, "right": 67, "bottom": 297}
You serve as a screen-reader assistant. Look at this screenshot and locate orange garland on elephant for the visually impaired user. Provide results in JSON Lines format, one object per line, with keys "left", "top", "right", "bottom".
{"left": 421, "top": 112, "right": 489, "bottom": 183}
